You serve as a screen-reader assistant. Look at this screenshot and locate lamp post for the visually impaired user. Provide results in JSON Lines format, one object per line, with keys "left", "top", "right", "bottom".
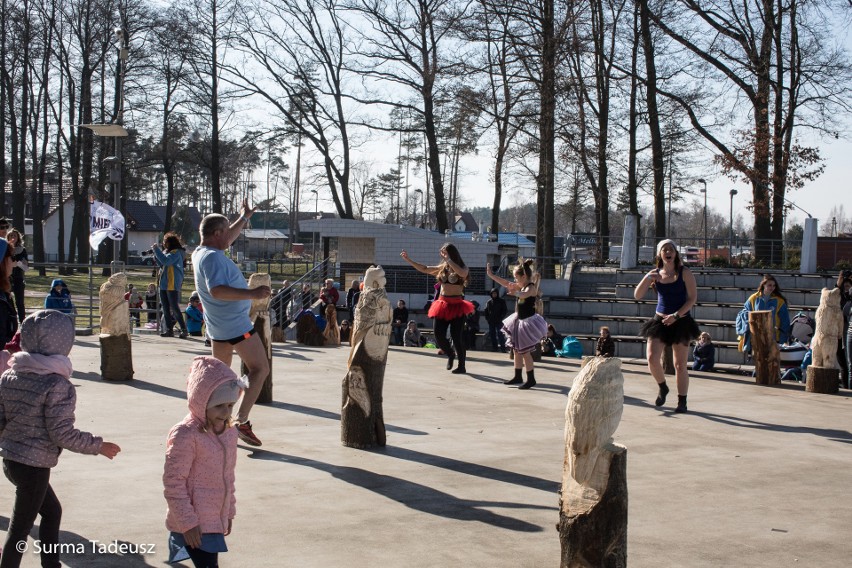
{"left": 310, "top": 189, "right": 318, "bottom": 264}
{"left": 698, "top": 178, "right": 707, "bottom": 262}
{"left": 414, "top": 188, "right": 423, "bottom": 227}
{"left": 832, "top": 217, "right": 837, "bottom": 237}
{"left": 729, "top": 189, "right": 738, "bottom": 264}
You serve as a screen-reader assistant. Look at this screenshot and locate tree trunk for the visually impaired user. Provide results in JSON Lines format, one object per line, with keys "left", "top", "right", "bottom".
{"left": 749, "top": 310, "right": 780, "bottom": 385}
{"left": 100, "top": 334, "right": 134, "bottom": 381}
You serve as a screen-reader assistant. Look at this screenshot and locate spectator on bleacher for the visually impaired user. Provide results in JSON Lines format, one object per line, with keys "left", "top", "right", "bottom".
{"left": 124, "top": 283, "right": 144, "bottom": 327}
{"left": 743, "top": 274, "right": 790, "bottom": 352}
{"left": 300, "top": 283, "right": 314, "bottom": 310}
{"left": 635, "top": 239, "right": 699, "bottom": 413}
{"left": 403, "top": 320, "right": 421, "bottom": 347}
{"left": 540, "top": 323, "right": 565, "bottom": 357}
{"left": 44, "top": 279, "right": 74, "bottom": 315}
{"left": 595, "top": 326, "right": 615, "bottom": 358}
{"left": 401, "top": 244, "right": 474, "bottom": 374}
{"left": 145, "top": 282, "right": 158, "bottom": 324}
{"left": 392, "top": 299, "right": 409, "bottom": 346}
{"left": 484, "top": 288, "right": 508, "bottom": 353}
{"left": 0, "top": 240, "right": 18, "bottom": 345}
{"left": 319, "top": 278, "right": 339, "bottom": 312}
{"left": 346, "top": 279, "right": 360, "bottom": 323}
{"left": 271, "top": 280, "right": 292, "bottom": 328}
{"left": 186, "top": 292, "right": 205, "bottom": 337}
{"left": 692, "top": 332, "right": 715, "bottom": 371}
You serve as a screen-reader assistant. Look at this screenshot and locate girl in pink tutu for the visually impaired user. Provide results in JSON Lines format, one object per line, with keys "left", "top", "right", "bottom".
{"left": 401, "top": 243, "right": 474, "bottom": 374}
{"left": 487, "top": 259, "right": 548, "bottom": 389}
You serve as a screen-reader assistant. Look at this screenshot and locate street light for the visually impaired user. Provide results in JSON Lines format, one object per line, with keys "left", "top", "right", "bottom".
{"left": 310, "top": 189, "right": 318, "bottom": 264}
{"left": 729, "top": 189, "right": 738, "bottom": 264}
{"left": 414, "top": 188, "right": 423, "bottom": 227}
{"left": 698, "top": 178, "right": 708, "bottom": 262}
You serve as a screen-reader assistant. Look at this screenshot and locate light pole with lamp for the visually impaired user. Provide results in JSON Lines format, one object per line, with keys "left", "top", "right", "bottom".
{"left": 310, "top": 189, "right": 318, "bottom": 264}
{"left": 414, "top": 188, "right": 423, "bottom": 227}
{"left": 698, "top": 178, "right": 707, "bottom": 261}
{"left": 729, "top": 189, "right": 738, "bottom": 264}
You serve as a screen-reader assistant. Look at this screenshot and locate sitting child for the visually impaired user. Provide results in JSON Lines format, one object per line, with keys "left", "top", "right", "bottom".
{"left": 692, "top": 331, "right": 716, "bottom": 371}
{"left": 0, "top": 310, "right": 120, "bottom": 568}
{"left": 403, "top": 320, "right": 421, "bottom": 347}
{"left": 44, "top": 279, "right": 74, "bottom": 314}
{"left": 595, "top": 326, "right": 615, "bottom": 357}
{"left": 124, "top": 283, "right": 145, "bottom": 327}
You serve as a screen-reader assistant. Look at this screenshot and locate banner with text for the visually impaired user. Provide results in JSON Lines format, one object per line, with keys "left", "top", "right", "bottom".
{"left": 89, "top": 200, "right": 126, "bottom": 250}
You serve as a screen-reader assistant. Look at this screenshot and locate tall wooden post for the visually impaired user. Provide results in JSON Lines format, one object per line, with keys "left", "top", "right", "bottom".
{"left": 806, "top": 288, "right": 843, "bottom": 394}
{"left": 558, "top": 357, "right": 627, "bottom": 567}
{"left": 242, "top": 273, "right": 273, "bottom": 403}
{"left": 749, "top": 310, "right": 780, "bottom": 385}
{"left": 99, "top": 272, "right": 134, "bottom": 381}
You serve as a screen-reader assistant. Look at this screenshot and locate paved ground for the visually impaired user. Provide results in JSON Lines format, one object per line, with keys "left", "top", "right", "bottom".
{"left": 2, "top": 335, "right": 850, "bottom": 567}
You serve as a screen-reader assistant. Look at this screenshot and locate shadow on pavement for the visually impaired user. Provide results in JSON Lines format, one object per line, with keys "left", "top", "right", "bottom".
{"left": 242, "top": 449, "right": 550, "bottom": 532}
{"left": 262, "top": 401, "right": 428, "bottom": 436}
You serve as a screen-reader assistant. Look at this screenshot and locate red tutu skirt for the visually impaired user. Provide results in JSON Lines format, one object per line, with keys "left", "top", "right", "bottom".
{"left": 428, "top": 296, "right": 475, "bottom": 321}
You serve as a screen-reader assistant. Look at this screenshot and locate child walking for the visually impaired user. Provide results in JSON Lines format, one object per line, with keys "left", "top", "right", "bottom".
{"left": 486, "top": 259, "right": 548, "bottom": 389}
{"left": 0, "top": 310, "right": 121, "bottom": 568}
{"left": 164, "top": 356, "right": 247, "bottom": 568}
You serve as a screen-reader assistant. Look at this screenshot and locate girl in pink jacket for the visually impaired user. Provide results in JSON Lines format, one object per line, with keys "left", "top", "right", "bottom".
{"left": 164, "top": 356, "right": 247, "bottom": 567}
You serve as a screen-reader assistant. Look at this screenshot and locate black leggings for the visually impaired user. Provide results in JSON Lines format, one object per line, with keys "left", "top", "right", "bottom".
{"left": 186, "top": 546, "right": 219, "bottom": 568}
{"left": 1, "top": 459, "right": 62, "bottom": 568}
{"left": 11, "top": 280, "right": 25, "bottom": 323}
{"left": 434, "top": 316, "right": 466, "bottom": 366}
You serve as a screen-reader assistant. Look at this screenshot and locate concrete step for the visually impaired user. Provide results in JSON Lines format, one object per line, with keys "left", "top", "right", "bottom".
{"left": 614, "top": 283, "right": 823, "bottom": 306}
{"left": 565, "top": 334, "right": 747, "bottom": 365}
{"left": 546, "top": 298, "right": 815, "bottom": 322}
{"left": 546, "top": 315, "right": 741, "bottom": 343}
{"left": 592, "top": 267, "right": 837, "bottom": 291}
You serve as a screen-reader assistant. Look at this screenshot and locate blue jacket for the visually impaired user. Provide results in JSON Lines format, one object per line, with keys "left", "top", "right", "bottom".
{"left": 185, "top": 304, "right": 204, "bottom": 334}
{"left": 44, "top": 279, "right": 74, "bottom": 314}
{"left": 745, "top": 292, "right": 790, "bottom": 343}
{"left": 153, "top": 247, "right": 185, "bottom": 291}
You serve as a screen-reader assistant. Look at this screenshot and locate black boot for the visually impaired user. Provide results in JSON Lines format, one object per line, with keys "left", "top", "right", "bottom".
{"left": 446, "top": 350, "right": 455, "bottom": 370}
{"left": 504, "top": 368, "right": 523, "bottom": 385}
{"left": 675, "top": 395, "right": 688, "bottom": 413}
{"left": 655, "top": 381, "right": 669, "bottom": 407}
{"left": 519, "top": 370, "right": 536, "bottom": 390}
{"left": 451, "top": 355, "right": 466, "bottom": 374}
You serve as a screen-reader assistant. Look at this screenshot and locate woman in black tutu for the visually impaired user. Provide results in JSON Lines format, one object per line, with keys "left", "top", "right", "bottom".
{"left": 487, "top": 259, "right": 548, "bottom": 389}
{"left": 634, "top": 239, "right": 699, "bottom": 412}
{"left": 401, "top": 243, "right": 474, "bottom": 374}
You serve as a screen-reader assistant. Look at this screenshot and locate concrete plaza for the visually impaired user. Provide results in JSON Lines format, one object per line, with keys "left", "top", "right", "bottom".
{"left": 2, "top": 335, "right": 850, "bottom": 567}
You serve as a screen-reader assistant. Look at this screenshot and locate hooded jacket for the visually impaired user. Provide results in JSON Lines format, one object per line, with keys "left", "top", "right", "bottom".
{"left": 44, "top": 278, "right": 74, "bottom": 313}
{"left": 163, "top": 356, "right": 240, "bottom": 534}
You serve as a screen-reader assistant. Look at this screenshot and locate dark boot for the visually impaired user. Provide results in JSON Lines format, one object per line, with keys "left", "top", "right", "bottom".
{"left": 655, "top": 381, "right": 669, "bottom": 407}
{"left": 519, "top": 370, "right": 536, "bottom": 390}
{"left": 504, "top": 368, "right": 523, "bottom": 385}
{"left": 446, "top": 350, "right": 455, "bottom": 370}
{"left": 675, "top": 395, "right": 688, "bottom": 413}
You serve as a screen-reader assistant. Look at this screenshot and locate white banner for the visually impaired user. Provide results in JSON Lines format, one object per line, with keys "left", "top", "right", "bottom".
{"left": 89, "top": 200, "right": 126, "bottom": 250}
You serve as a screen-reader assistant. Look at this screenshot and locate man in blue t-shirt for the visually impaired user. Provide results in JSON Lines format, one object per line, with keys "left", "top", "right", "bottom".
{"left": 192, "top": 199, "right": 271, "bottom": 447}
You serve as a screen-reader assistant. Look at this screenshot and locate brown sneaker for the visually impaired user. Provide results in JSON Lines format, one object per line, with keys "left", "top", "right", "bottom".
{"left": 236, "top": 421, "right": 262, "bottom": 447}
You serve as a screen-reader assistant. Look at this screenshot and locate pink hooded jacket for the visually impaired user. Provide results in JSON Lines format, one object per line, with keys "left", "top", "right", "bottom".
{"left": 163, "top": 356, "right": 242, "bottom": 534}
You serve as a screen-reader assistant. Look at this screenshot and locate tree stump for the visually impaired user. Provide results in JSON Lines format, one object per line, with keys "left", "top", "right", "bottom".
{"left": 559, "top": 357, "right": 627, "bottom": 568}
{"left": 242, "top": 274, "right": 273, "bottom": 403}
{"left": 805, "top": 366, "right": 839, "bottom": 394}
{"left": 749, "top": 310, "right": 780, "bottom": 385}
{"left": 271, "top": 326, "right": 286, "bottom": 343}
{"left": 100, "top": 334, "right": 134, "bottom": 380}
{"left": 341, "top": 266, "right": 391, "bottom": 449}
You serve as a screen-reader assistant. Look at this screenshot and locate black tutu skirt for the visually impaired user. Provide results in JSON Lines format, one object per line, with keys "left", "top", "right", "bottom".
{"left": 639, "top": 314, "right": 700, "bottom": 346}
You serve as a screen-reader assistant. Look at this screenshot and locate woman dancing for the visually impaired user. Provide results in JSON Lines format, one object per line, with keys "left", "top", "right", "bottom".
{"left": 486, "top": 259, "right": 548, "bottom": 389}
{"left": 401, "top": 243, "right": 474, "bottom": 374}
{"left": 634, "top": 239, "right": 699, "bottom": 413}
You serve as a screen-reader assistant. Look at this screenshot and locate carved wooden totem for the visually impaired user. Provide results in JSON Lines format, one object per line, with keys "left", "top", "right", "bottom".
{"left": 99, "top": 272, "right": 134, "bottom": 380}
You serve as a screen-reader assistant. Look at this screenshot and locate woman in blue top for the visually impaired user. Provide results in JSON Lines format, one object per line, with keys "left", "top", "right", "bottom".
{"left": 153, "top": 232, "right": 189, "bottom": 338}
{"left": 743, "top": 274, "right": 790, "bottom": 348}
{"left": 635, "top": 239, "right": 700, "bottom": 413}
